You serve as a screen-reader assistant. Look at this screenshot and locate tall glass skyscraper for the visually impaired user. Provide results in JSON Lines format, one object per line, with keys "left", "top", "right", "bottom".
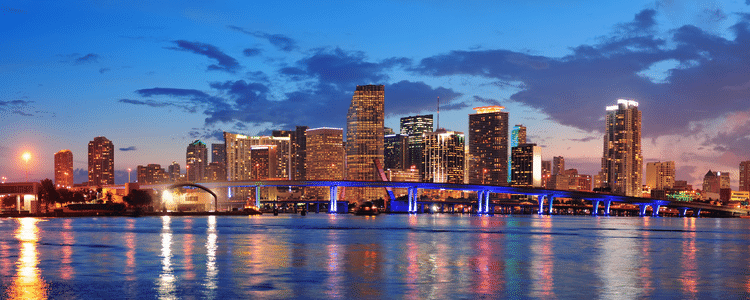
{"left": 423, "top": 129, "right": 465, "bottom": 184}
{"left": 509, "top": 124, "right": 527, "bottom": 183}
{"left": 468, "top": 106, "right": 508, "bottom": 185}
{"left": 400, "top": 114, "right": 433, "bottom": 181}
{"left": 54, "top": 149, "right": 73, "bottom": 188}
{"left": 186, "top": 140, "right": 207, "bottom": 182}
{"left": 600, "top": 99, "right": 642, "bottom": 197}
{"left": 88, "top": 136, "right": 114, "bottom": 186}
{"left": 346, "top": 85, "right": 384, "bottom": 201}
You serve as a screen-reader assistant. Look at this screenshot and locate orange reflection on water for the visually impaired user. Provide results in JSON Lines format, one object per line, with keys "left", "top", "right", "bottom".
{"left": 637, "top": 218, "right": 653, "bottom": 296}
{"left": 60, "top": 219, "right": 74, "bottom": 280}
{"left": 471, "top": 216, "right": 503, "bottom": 296}
{"left": 7, "top": 218, "right": 47, "bottom": 300}
{"left": 124, "top": 218, "right": 136, "bottom": 281}
{"left": 405, "top": 231, "right": 419, "bottom": 300}
{"left": 1, "top": 230, "right": 11, "bottom": 277}
{"left": 680, "top": 217, "right": 698, "bottom": 297}
{"left": 183, "top": 218, "right": 195, "bottom": 281}
{"left": 530, "top": 216, "right": 554, "bottom": 299}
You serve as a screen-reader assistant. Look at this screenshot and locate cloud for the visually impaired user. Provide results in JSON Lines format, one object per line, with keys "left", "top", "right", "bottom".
{"left": 119, "top": 146, "right": 137, "bottom": 151}
{"left": 228, "top": 26, "right": 298, "bottom": 52}
{"left": 73, "top": 168, "right": 87, "bottom": 185}
{"left": 243, "top": 48, "right": 262, "bottom": 57}
{"left": 99, "top": 68, "right": 110, "bottom": 74}
{"left": 0, "top": 100, "right": 38, "bottom": 117}
{"left": 569, "top": 136, "right": 599, "bottom": 143}
{"left": 12, "top": 110, "right": 33, "bottom": 116}
{"left": 75, "top": 53, "right": 99, "bottom": 65}
{"left": 410, "top": 9, "right": 750, "bottom": 142}
{"left": 166, "top": 40, "right": 240, "bottom": 73}
{"left": 386, "top": 80, "right": 463, "bottom": 116}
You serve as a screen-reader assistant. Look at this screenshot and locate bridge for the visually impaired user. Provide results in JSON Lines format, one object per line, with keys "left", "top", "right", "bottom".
{"left": 140, "top": 180, "right": 750, "bottom": 217}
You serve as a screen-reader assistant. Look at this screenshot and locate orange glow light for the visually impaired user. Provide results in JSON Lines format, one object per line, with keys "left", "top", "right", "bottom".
{"left": 473, "top": 106, "right": 505, "bottom": 114}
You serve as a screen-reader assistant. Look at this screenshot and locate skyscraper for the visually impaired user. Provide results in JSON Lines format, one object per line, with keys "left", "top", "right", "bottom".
{"left": 88, "top": 136, "right": 114, "bottom": 186}
{"left": 168, "top": 161, "right": 180, "bottom": 182}
{"left": 384, "top": 134, "right": 409, "bottom": 170}
{"left": 223, "top": 132, "right": 292, "bottom": 182}
{"left": 740, "top": 161, "right": 750, "bottom": 192}
{"left": 510, "top": 143, "right": 542, "bottom": 187}
{"left": 54, "top": 149, "right": 73, "bottom": 188}
{"left": 345, "top": 85, "right": 384, "bottom": 201}
{"left": 600, "top": 99, "right": 642, "bottom": 197}
{"left": 212, "top": 143, "right": 226, "bottom": 165}
{"left": 137, "top": 164, "right": 167, "bottom": 184}
{"left": 400, "top": 114, "right": 433, "bottom": 181}
{"left": 646, "top": 161, "right": 675, "bottom": 190}
{"left": 424, "top": 129, "right": 465, "bottom": 184}
{"left": 509, "top": 125, "right": 527, "bottom": 183}
{"left": 293, "top": 126, "right": 308, "bottom": 181}
{"left": 553, "top": 156, "right": 565, "bottom": 176}
{"left": 306, "top": 128, "right": 344, "bottom": 200}
{"left": 468, "top": 106, "right": 508, "bottom": 185}
{"left": 186, "top": 140, "right": 207, "bottom": 182}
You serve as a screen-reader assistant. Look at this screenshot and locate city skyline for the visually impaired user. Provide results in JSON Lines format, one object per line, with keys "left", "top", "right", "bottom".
{"left": 3, "top": 1, "right": 750, "bottom": 190}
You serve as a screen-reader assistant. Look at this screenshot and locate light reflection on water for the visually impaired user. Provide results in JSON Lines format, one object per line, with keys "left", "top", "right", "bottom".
{"left": 0, "top": 214, "right": 748, "bottom": 299}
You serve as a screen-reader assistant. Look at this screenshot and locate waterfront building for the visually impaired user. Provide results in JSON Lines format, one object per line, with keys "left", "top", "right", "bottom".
{"left": 206, "top": 162, "right": 226, "bottom": 182}
{"left": 600, "top": 99, "right": 642, "bottom": 197}
{"left": 384, "top": 134, "right": 409, "bottom": 170}
{"left": 224, "top": 132, "right": 291, "bottom": 181}
{"left": 741, "top": 161, "right": 750, "bottom": 192}
{"left": 468, "top": 106, "right": 508, "bottom": 185}
{"left": 186, "top": 140, "right": 207, "bottom": 182}
{"left": 167, "top": 161, "right": 180, "bottom": 182}
{"left": 541, "top": 160, "right": 551, "bottom": 188}
{"left": 424, "top": 129, "right": 465, "bottom": 184}
{"left": 212, "top": 143, "right": 226, "bottom": 165}
{"left": 646, "top": 161, "right": 675, "bottom": 190}
{"left": 306, "top": 128, "right": 344, "bottom": 200}
{"left": 249, "top": 146, "right": 276, "bottom": 179}
{"left": 510, "top": 143, "right": 541, "bottom": 187}
{"left": 345, "top": 85, "right": 385, "bottom": 201}
{"left": 54, "top": 149, "right": 74, "bottom": 188}
{"left": 509, "top": 125, "right": 527, "bottom": 183}
{"left": 88, "top": 136, "right": 114, "bottom": 186}
{"left": 400, "top": 114, "right": 433, "bottom": 181}
{"left": 137, "top": 164, "right": 167, "bottom": 184}
{"left": 293, "top": 126, "right": 308, "bottom": 181}
{"left": 702, "top": 170, "right": 728, "bottom": 194}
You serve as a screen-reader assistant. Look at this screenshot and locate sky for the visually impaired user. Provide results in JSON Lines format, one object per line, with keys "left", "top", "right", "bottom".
{"left": 2, "top": 0, "right": 750, "bottom": 189}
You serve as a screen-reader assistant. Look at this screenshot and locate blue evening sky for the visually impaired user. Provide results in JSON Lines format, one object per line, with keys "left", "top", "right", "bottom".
{"left": 2, "top": 0, "right": 750, "bottom": 189}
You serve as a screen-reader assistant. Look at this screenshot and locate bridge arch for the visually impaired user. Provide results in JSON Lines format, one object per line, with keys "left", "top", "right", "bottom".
{"left": 167, "top": 183, "right": 217, "bottom": 212}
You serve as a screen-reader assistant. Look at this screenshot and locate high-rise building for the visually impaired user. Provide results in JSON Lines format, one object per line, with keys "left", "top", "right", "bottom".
{"left": 424, "top": 129, "right": 465, "bottom": 184}
{"left": 345, "top": 85, "right": 385, "bottom": 201}
{"left": 400, "top": 114, "right": 433, "bottom": 181}
{"left": 212, "top": 143, "right": 226, "bottom": 165}
{"left": 306, "top": 128, "right": 344, "bottom": 199}
{"left": 137, "top": 164, "right": 167, "bottom": 184}
{"left": 54, "top": 149, "right": 74, "bottom": 188}
{"left": 740, "top": 161, "right": 750, "bottom": 192}
{"left": 384, "top": 134, "right": 409, "bottom": 170}
{"left": 509, "top": 125, "right": 527, "bottom": 183}
{"left": 88, "top": 136, "right": 114, "bottom": 186}
{"left": 552, "top": 156, "right": 565, "bottom": 176}
{"left": 206, "top": 162, "right": 226, "bottom": 182}
{"left": 541, "top": 160, "right": 552, "bottom": 188}
{"left": 646, "top": 161, "right": 675, "bottom": 190}
{"left": 468, "top": 106, "right": 508, "bottom": 185}
{"left": 249, "top": 146, "right": 276, "bottom": 179}
{"left": 510, "top": 143, "right": 542, "bottom": 187}
{"left": 224, "top": 132, "right": 292, "bottom": 182}
{"left": 294, "top": 126, "right": 308, "bottom": 181}
{"left": 600, "top": 99, "right": 642, "bottom": 197}
{"left": 186, "top": 140, "right": 208, "bottom": 182}
{"left": 168, "top": 161, "right": 180, "bottom": 182}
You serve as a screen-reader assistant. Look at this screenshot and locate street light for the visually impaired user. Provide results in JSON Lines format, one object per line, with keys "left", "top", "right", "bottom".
{"left": 127, "top": 168, "right": 132, "bottom": 183}
{"left": 22, "top": 152, "right": 31, "bottom": 182}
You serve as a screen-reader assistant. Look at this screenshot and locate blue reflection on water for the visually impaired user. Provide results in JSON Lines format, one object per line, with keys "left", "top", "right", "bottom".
{"left": 0, "top": 215, "right": 748, "bottom": 299}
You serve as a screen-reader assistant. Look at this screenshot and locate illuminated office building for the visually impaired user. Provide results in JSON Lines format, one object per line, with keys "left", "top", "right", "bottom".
{"left": 703, "top": 170, "right": 729, "bottom": 193}
{"left": 88, "top": 136, "right": 114, "bottom": 186}
{"left": 424, "top": 129, "right": 465, "bottom": 184}
{"left": 384, "top": 134, "right": 409, "bottom": 170}
{"left": 553, "top": 156, "right": 565, "bottom": 176}
{"left": 167, "top": 161, "right": 180, "bottom": 182}
{"left": 137, "top": 164, "right": 167, "bottom": 184}
{"left": 223, "top": 132, "right": 292, "bottom": 182}
{"left": 400, "top": 114, "right": 433, "bottom": 181}
{"left": 741, "top": 161, "right": 750, "bottom": 192}
{"left": 186, "top": 140, "right": 207, "bottom": 182}
{"left": 509, "top": 125, "right": 527, "bottom": 183}
{"left": 54, "top": 149, "right": 74, "bottom": 188}
{"left": 600, "top": 99, "right": 642, "bottom": 197}
{"left": 345, "top": 85, "right": 385, "bottom": 201}
{"left": 646, "top": 161, "right": 675, "bottom": 190}
{"left": 468, "top": 106, "right": 508, "bottom": 185}
{"left": 306, "top": 128, "right": 344, "bottom": 200}
{"left": 510, "top": 143, "right": 541, "bottom": 187}
{"left": 206, "top": 162, "right": 226, "bottom": 182}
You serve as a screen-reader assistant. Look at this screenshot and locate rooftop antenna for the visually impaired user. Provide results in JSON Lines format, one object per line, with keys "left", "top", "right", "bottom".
{"left": 436, "top": 96, "right": 440, "bottom": 130}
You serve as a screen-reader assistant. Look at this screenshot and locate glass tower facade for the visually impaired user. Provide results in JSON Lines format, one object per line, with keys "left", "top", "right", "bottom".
{"left": 345, "top": 85, "right": 385, "bottom": 201}
{"left": 600, "top": 99, "right": 642, "bottom": 197}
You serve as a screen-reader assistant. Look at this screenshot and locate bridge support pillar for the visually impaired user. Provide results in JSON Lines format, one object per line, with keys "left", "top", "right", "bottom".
{"left": 639, "top": 204, "right": 648, "bottom": 217}
{"left": 651, "top": 204, "right": 660, "bottom": 217}
{"left": 538, "top": 196, "right": 544, "bottom": 215}
{"left": 604, "top": 201, "right": 611, "bottom": 216}
{"left": 329, "top": 186, "right": 338, "bottom": 213}
{"left": 547, "top": 195, "right": 554, "bottom": 215}
{"left": 695, "top": 208, "right": 701, "bottom": 218}
{"left": 255, "top": 186, "right": 261, "bottom": 208}
{"left": 408, "top": 187, "right": 418, "bottom": 213}
{"left": 478, "top": 190, "right": 491, "bottom": 214}
{"left": 592, "top": 200, "right": 600, "bottom": 216}
{"left": 679, "top": 208, "right": 688, "bottom": 217}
